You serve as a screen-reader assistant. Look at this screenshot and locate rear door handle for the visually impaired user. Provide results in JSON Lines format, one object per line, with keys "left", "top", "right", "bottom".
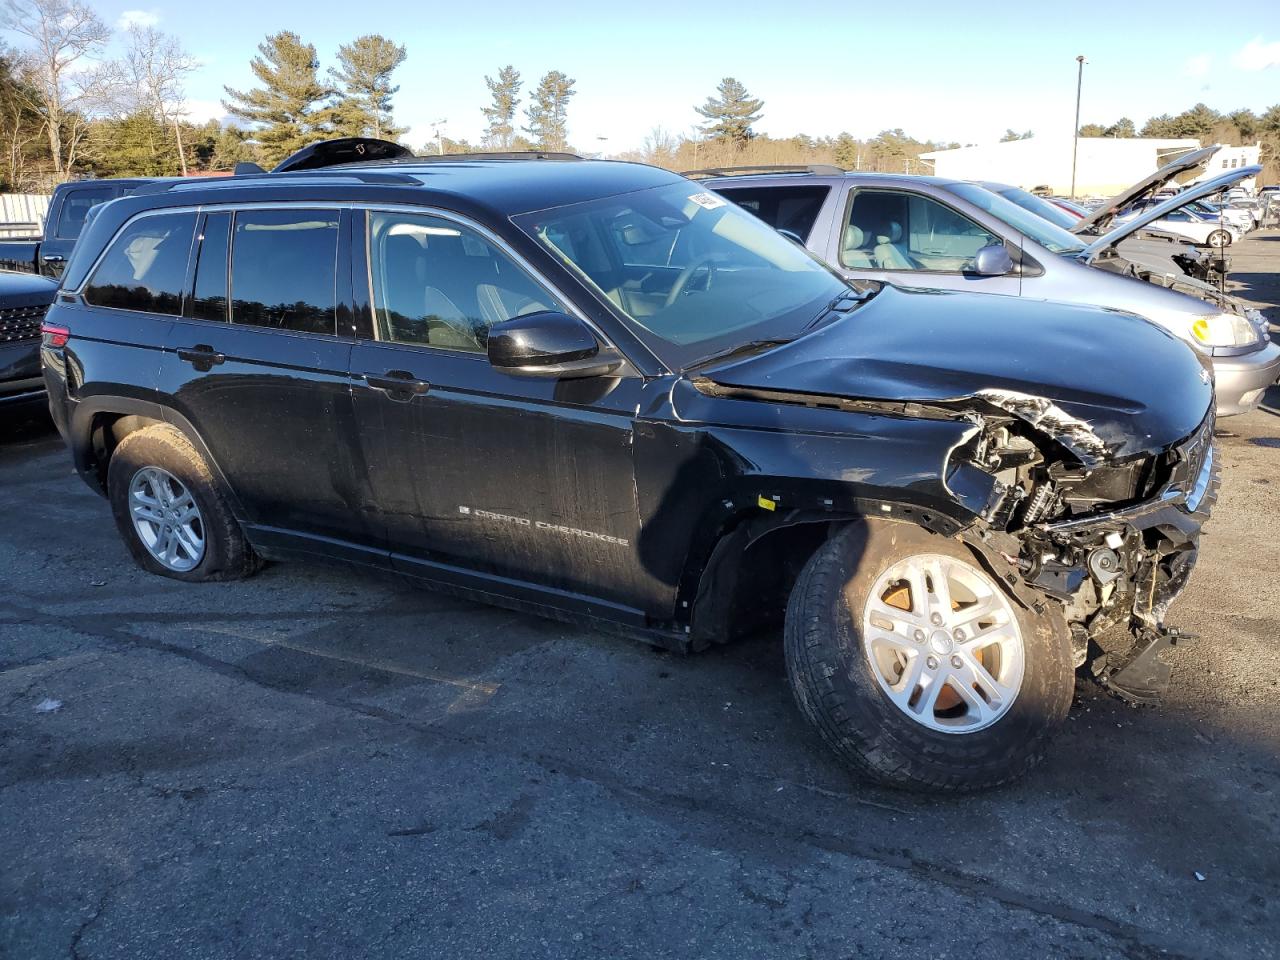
{"left": 42, "top": 254, "right": 66, "bottom": 263}
{"left": 363, "top": 370, "right": 430, "bottom": 397}
{"left": 177, "top": 345, "right": 226, "bottom": 366}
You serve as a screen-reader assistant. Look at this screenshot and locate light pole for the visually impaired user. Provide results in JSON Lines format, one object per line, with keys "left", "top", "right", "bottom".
{"left": 1070, "top": 55, "right": 1086, "bottom": 199}
{"left": 429, "top": 118, "right": 447, "bottom": 155}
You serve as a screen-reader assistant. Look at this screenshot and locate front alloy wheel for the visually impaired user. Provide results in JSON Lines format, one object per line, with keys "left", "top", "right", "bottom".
{"left": 863, "top": 553, "right": 1025, "bottom": 733}
{"left": 784, "top": 520, "right": 1073, "bottom": 792}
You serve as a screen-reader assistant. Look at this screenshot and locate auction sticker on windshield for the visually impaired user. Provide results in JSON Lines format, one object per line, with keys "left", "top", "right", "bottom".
{"left": 688, "top": 192, "right": 727, "bottom": 211}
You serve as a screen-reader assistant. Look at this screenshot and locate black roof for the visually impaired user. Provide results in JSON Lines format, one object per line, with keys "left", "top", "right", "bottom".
{"left": 61, "top": 158, "right": 689, "bottom": 292}
{"left": 132, "top": 158, "right": 684, "bottom": 217}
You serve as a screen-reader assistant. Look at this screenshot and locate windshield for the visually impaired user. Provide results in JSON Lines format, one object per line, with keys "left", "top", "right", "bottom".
{"left": 947, "top": 183, "right": 1088, "bottom": 255}
{"left": 513, "top": 182, "right": 848, "bottom": 368}
{"left": 986, "top": 184, "right": 1081, "bottom": 231}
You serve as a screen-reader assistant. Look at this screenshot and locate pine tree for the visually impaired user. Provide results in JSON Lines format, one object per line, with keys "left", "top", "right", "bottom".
{"left": 695, "top": 77, "right": 763, "bottom": 144}
{"left": 222, "top": 32, "right": 331, "bottom": 166}
{"left": 1104, "top": 117, "right": 1136, "bottom": 138}
{"left": 833, "top": 132, "right": 858, "bottom": 169}
{"left": 523, "top": 70, "right": 575, "bottom": 152}
{"left": 328, "top": 34, "right": 406, "bottom": 140}
{"left": 481, "top": 65, "right": 521, "bottom": 149}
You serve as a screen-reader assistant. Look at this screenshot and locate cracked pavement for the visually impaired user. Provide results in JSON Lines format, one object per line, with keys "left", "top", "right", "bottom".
{"left": 2, "top": 231, "right": 1279, "bottom": 959}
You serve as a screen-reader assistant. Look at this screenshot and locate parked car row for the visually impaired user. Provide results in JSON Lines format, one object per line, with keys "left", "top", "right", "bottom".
{"left": 25, "top": 137, "right": 1244, "bottom": 794}
{"left": 690, "top": 144, "right": 1278, "bottom": 418}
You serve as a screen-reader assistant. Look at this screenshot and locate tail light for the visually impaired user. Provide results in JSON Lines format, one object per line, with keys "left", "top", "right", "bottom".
{"left": 40, "top": 322, "right": 69, "bottom": 347}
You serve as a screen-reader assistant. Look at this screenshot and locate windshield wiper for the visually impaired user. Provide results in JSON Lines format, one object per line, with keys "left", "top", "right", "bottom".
{"left": 800, "top": 288, "right": 876, "bottom": 333}
{"left": 684, "top": 338, "right": 794, "bottom": 372}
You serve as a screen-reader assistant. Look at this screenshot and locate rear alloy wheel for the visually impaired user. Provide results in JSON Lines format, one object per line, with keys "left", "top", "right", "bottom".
{"left": 1207, "top": 229, "right": 1232, "bottom": 248}
{"left": 784, "top": 520, "right": 1073, "bottom": 792}
{"left": 127, "top": 466, "right": 206, "bottom": 572}
{"left": 107, "top": 424, "right": 261, "bottom": 582}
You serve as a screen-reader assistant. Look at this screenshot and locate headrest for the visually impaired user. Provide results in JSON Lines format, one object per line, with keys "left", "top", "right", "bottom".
{"left": 843, "top": 224, "right": 865, "bottom": 249}
{"left": 877, "top": 221, "right": 903, "bottom": 244}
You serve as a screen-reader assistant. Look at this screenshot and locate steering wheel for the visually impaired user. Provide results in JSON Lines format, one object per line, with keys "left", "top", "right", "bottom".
{"left": 665, "top": 255, "right": 719, "bottom": 308}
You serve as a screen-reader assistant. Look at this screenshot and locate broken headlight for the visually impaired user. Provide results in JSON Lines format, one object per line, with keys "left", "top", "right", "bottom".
{"left": 1189, "top": 312, "right": 1261, "bottom": 348}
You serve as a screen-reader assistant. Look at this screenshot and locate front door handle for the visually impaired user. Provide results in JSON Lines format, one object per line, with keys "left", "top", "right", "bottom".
{"left": 42, "top": 254, "right": 66, "bottom": 263}
{"left": 177, "top": 345, "right": 226, "bottom": 366}
{"left": 363, "top": 370, "right": 430, "bottom": 398}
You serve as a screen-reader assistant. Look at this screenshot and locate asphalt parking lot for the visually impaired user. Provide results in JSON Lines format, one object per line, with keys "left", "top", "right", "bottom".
{"left": 3, "top": 234, "right": 1279, "bottom": 960}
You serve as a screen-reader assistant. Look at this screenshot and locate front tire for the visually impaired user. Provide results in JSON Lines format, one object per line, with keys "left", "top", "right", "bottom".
{"left": 1207, "top": 229, "right": 1232, "bottom": 248}
{"left": 784, "top": 521, "right": 1072, "bottom": 792}
{"left": 107, "top": 424, "right": 261, "bottom": 582}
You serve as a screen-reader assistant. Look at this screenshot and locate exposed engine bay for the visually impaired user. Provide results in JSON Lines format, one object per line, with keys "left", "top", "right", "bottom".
{"left": 951, "top": 405, "right": 1219, "bottom": 703}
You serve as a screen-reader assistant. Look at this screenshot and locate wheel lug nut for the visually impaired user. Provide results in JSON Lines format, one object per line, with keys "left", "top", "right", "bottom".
{"left": 951, "top": 655, "right": 963, "bottom": 669}
{"left": 930, "top": 613, "right": 943, "bottom": 626}
{"left": 953, "top": 628, "right": 965, "bottom": 641}
{"left": 913, "top": 629, "right": 925, "bottom": 643}
{"left": 926, "top": 656, "right": 939, "bottom": 670}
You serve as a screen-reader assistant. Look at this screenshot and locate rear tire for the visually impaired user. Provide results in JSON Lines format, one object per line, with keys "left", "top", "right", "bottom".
{"left": 784, "top": 520, "right": 1073, "bottom": 792}
{"left": 1207, "top": 230, "right": 1232, "bottom": 248}
{"left": 107, "top": 424, "right": 261, "bottom": 582}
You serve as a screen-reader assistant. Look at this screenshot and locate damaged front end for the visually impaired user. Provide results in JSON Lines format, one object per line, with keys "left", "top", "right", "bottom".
{"left": 951, "top": 400, "right": 1219, "bottom": 703}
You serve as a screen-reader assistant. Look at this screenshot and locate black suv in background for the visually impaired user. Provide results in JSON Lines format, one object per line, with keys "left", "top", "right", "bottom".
{"left": 0, "top": 178, "right": 154, "bottom": 278}
{"left": 41, "top": 141, "right": 1219, "bottom": 792}
{"left": 1, "top": 269, "right": 57, "bottom": 409}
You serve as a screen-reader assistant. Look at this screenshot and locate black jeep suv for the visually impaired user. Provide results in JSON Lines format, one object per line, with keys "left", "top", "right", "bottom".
{"left": 41, "top": 141, "right": 1218, "bottom": 791}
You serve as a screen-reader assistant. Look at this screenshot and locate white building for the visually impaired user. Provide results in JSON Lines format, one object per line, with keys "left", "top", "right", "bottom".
{"left": 1188, "top": 143, "right": 1260, "bottom": 191}
{"left": 918, "top": 136, "right": 1202, "bottom": 197}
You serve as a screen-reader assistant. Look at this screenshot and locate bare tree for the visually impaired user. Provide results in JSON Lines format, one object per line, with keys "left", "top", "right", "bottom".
{"left": 121, "top": 25, "right": 197, "bottom": 173}
{"left": 1, "top": 0, "right": 111, "bottom": 175}
{"left": 641, "top": 126, "right": 678, "bottom": 168}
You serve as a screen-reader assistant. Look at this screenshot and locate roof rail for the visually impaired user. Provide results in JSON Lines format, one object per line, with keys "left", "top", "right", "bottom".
{"left": 681, "top": 163, "right": 845, "bottom": 180}
{"left": 406, "top": 151, "right": 584, "bottom": 162}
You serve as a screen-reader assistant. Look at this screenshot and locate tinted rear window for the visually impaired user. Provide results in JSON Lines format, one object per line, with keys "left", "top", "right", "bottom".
{"left": 712, "top": 185, "right": 830, "bottom": 241}
{"left": 191, "top": 212, "right": 230, "bottom": 322}
{"left": 84, "top": 212, "right": 196, "bottom": 315}
{"left": 56, "top": 186, "right": 124, "bottom": 240}
{"left": 230, "top": 210, "right": 338, "bottom": 335}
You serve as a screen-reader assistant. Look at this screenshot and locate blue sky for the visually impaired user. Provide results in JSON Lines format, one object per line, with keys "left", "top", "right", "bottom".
{"left": 67, "top": 0, "right": 1280, "bottom": 151}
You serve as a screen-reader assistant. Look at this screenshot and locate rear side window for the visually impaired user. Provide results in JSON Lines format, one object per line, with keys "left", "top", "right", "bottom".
{"left": 191, "top": 212, "right": 230, "bottom": 322}
{"left": 230, "top": 209, "right": 338, "bottom": 335}
{"left": 713, "top": 185, "right": 830, "bottom": 241}
{"left": 84, "top": 212, "right": 196, "bottom": 314}
{"left": 56, "top": 187, "right": 120, "bottom": 240}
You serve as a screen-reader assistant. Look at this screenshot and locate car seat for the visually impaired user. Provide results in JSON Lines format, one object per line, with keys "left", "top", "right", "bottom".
{"left": 873, "top": 222, "right": 916, "bottom": 270}
{"left": 841, "top": 224, "right": 875, "bottom": 268}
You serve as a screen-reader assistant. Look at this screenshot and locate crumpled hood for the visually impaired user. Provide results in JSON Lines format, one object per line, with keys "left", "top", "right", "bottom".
{"left": 701, "top": 285, "right": 1213, "bottom": 465}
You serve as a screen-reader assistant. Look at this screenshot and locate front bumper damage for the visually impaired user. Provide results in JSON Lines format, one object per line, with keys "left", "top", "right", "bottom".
{"left": 1027, "top": 420, "right": 1220, "bottom": 703}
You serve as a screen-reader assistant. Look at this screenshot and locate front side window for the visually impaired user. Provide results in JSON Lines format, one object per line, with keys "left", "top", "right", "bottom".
{"left": 84, "top": 212, "right": 196, "bottom": 315}
{"left": 367, "top": 211, "right": 565, "bottom": 352}
{"left": 715, "top": 185, "right": 831, "bottom": 242}
{"left": 57, "top": 187, "right": 118, "bottom": 240}
{"left": 230, "top": 209, "right": 338, "bottom": 335}
{"left": 514, "top": 182, "right": 846, "bottom": 368}
{"left": 842, "top": 190, "right": 1001, "bottom": 272}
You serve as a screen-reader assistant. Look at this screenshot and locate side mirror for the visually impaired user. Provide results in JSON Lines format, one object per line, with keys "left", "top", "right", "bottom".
{"left": 487, "top": 311, "right": 623, "bottom": 379}
{"left": 971, "top": 243, "right": 1015, "bottom": 277}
